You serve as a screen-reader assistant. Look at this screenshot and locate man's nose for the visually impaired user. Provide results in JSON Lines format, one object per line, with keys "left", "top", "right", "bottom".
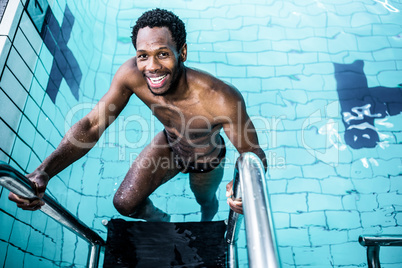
{"left": 147, "top": 57, "right": 162, "bottom": 72}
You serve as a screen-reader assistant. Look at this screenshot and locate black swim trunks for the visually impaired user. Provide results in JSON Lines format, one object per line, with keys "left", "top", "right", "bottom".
{"left": 163, "top": 129, "right": 226, "bottom": 173}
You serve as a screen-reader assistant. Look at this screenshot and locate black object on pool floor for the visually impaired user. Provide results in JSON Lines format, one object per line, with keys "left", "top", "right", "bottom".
{"left": 104, "top": 219, "right": 227, "bottom": 268}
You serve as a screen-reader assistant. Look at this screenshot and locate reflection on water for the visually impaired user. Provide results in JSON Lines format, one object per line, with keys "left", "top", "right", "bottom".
{"left": 374, "top": 0, "right": 400, "bottom": 12}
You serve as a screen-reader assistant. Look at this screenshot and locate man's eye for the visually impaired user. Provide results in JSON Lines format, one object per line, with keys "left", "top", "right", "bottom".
{"left": 159, "top": 52, "right": 169, "bottom": 58}
{"left": 137, "top": 54, "right": 147, "bottom": 60}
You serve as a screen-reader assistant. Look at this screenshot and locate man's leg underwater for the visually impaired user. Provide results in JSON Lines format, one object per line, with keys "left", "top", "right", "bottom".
{"left": 189, "top": 161, "right": 225, "bottom": 222}
{"left": 113, "top": 131, "right": 180, "bottom": 222}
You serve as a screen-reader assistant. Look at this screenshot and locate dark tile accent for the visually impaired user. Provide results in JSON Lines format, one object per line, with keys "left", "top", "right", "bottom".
{"left": 40, "top": 5, "right": 81, "bottom": 103}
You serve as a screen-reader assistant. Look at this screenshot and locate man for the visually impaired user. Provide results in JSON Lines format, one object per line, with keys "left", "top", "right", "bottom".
{"left": 9, "top": 9, "right": 266, "bottom": 221}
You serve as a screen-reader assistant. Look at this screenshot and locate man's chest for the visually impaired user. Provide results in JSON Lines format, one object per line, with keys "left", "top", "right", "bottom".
{"left": 151, "top": 103, "right": 216, "bottom": 132}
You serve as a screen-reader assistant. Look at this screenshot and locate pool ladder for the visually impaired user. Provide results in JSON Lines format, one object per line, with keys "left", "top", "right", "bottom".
{"left": 226, "top": 153, "right": 280, "bottom": 268}
{"left": 0, "top": 153, "right": 280, "bottom": 267}
{"left": 0, "top": 161, "right": 105, "bottom": 268}
{"left": 359, "top": 235, "right": 402, "bottom": 268}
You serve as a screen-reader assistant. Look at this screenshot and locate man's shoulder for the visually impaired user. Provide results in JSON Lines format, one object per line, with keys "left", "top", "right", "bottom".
{"left": 188, "top": 68, "right": 241, "bottom": 98}
{"left": 119, "top": 57, "right": 141, "bottom": 75}
{"left": 113, "top": 57, "right": 145, "bottom": 91}
{"left": 187, "top": 67, "right": 245, "bottom": 117}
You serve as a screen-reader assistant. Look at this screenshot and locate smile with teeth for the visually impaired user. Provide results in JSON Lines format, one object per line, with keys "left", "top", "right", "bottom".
{"left": 147, "top": 74, "right": 168, "bottom": 87}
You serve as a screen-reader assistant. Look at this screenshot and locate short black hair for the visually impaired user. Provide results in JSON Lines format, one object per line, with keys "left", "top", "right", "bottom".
{"left": 131, "top": 8, "right": 186, "bottom": 52}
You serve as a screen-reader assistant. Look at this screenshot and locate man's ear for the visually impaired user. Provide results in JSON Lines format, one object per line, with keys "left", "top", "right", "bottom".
{"left": 179, "top": 43, "right": 187, "bottom": 62}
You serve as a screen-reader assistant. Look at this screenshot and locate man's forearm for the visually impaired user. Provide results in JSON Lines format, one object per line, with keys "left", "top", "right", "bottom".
{"left": 35, "top": 118, "right": 101, "bottom": 179}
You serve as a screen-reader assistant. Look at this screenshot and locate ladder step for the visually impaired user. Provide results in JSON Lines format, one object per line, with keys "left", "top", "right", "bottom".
{"left": 104, "top": 219, "right": 227, "bottom": 267}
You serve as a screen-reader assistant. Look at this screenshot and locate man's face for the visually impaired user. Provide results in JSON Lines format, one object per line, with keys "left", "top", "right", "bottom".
{"left": 136, "top": 27, "right": 186, "bottom": 96}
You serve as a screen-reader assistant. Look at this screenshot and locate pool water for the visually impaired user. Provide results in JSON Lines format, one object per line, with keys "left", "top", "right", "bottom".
{"left": 0, "top": 0, "right": 401, "bottom": 267}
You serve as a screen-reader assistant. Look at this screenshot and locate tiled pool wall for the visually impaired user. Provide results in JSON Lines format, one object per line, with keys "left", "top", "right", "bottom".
{"left": 0, "top": 0, "right": 401, "bottom": 267}
{"left": 0, "top": 0, "right": 98, "bottom": 267}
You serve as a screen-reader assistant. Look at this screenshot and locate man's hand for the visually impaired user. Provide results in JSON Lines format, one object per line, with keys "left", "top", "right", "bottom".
{"left": 8, "top": 170, "right": 49, "bottom": 211}
{"left": 226, "top": 180, "right": 243, "bottom": 214}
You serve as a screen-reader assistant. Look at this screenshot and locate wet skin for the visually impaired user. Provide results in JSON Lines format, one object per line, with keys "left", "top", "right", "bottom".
{"left": 134, "top": 27, "right": 224, "bottom": 164}
{"left": 9, "top": 26, "right": 266, "bottom": 221}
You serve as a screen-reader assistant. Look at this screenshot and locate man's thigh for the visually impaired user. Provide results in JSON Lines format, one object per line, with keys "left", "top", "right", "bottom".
{"left": 189, "top": 160, "right": 226, "bottom": 203}
{"left": 115, "top": 131, "right": 181, "bottom": 206}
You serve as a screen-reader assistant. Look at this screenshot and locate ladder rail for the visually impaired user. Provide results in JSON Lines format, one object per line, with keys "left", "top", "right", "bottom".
{"left": 0, "top": 161, "right": 105, "bottom": 268}
{"left": 359, "top": 235, "right": 402, "bottom": 268}
{"left": 226, "top": 166, "right": 243, "bottom": 268}
{"left": 226, "top": 152, "right": 281, "bottom": 268}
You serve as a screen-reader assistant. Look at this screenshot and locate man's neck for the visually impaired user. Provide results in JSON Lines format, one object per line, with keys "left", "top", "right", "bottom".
{"left": 162, "top": 65, "right": 189, "bottom": 102}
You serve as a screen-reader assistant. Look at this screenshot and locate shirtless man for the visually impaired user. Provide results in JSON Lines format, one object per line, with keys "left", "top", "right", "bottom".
{"left": 9, "top": 9, "right": 266, "bottom": 221}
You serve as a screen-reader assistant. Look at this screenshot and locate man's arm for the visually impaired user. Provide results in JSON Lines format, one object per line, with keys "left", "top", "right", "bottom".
{"left": 8, "top": 63, "right": 135, "bottom": 210}
{"left": 36, "top": 66, "right": 134, "bottom": 178}
{"left": 220, "top": 87, "right": 267, "bottom": 214}
{"left": 221, "top": 88, "right": 267, "bottom": 167}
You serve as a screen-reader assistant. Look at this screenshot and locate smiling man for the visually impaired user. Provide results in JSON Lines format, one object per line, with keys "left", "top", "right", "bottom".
{"left": 9, "top": 9, "right": 266, "bottom": 222}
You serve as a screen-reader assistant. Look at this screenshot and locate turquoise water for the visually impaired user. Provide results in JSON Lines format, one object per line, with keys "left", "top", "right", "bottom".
{"left": 0, "top": 0, "right": 402, "bottom": 267}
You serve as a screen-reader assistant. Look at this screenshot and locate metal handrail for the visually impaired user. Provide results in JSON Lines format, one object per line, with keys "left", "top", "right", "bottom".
{"left": 359, "top": 235, "right": 402, "bottom": 268}
{"left": 0, "top": 161, "right": 105, "bottom": 268}
{"left": 226, "top": 152, "right": 281, "bottom": 268}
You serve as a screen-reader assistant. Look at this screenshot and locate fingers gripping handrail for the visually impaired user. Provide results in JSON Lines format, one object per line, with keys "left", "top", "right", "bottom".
{"left": 226, "top": 153, "right": 280, "bottom": 268}
{"left": 0, "top": 161, "right": 105, "bottom": 268}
